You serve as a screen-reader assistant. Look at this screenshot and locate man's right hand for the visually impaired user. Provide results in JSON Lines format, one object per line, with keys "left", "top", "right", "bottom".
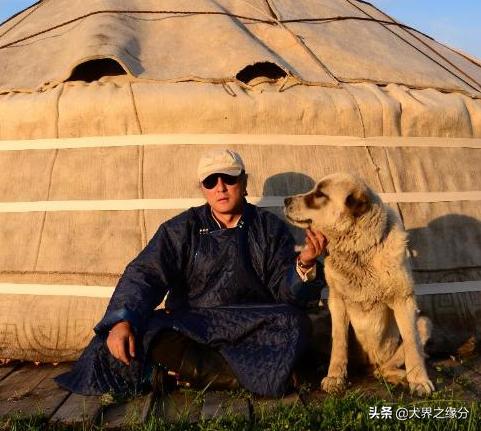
{"left": 106, "top": 320, "right": 136, "bottom": 366}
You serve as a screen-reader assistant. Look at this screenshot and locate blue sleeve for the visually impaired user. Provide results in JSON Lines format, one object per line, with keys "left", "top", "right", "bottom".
{"left": 94, "top": 222, "right": 184, "bottom": 336}
{"left": 265, "top": 218, "right": 324, "bottom": 308}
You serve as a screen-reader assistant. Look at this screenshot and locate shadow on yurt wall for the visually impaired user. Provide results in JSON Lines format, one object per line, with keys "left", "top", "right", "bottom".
{"left": 408, "top": 214, "right": 481, "bottom": 356}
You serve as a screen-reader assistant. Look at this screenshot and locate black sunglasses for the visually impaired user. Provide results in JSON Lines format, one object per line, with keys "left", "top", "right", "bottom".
{"left": 201, "top": 171, "right": 245, "bottom": 189}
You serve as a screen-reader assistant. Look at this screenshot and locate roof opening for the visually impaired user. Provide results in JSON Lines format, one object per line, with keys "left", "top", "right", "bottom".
{"left": 236, "top": 62, "right": 287, "bottom": 85}
{"left": 67, "top": 58, "right": 127, "bottom": 83}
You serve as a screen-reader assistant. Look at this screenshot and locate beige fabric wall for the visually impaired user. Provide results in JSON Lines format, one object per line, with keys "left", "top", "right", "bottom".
{"left": 0, "top": 294, "right": 109, "bottom": 362}
{"left": 1, "top": 80, "right": 481, "bottom": 140}
{"left": 1, "top": 0, "right": 481, "bottom": 361}
{"left": 0, "top": 143, "right": 479, "bottom": 288}
{"left": 0, "top": 139, "right": 479, "bottom": 360}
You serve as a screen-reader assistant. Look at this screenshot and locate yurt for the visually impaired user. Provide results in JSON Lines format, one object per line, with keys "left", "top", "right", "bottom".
{"left": 0, "top": 0, "right": 480, "bottom": 362}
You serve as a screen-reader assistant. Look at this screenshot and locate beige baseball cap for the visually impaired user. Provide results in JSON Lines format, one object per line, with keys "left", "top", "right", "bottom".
{"left": 197, "top": 149, "right": 245, "bottom": 182}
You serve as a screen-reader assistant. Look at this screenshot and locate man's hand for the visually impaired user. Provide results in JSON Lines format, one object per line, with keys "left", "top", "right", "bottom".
{"left": 106, "top": 321, "right": 136, "bottom": 366}
{"left": 298, "top": 227, "right": 327, "bottom": 266}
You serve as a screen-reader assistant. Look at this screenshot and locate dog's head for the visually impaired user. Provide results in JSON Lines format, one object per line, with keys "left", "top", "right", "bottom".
{"left": 284, "top": 173, "right": 380, "bottom": 238}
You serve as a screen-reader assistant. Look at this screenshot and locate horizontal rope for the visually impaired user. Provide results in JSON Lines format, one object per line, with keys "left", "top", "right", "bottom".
{"left": 416, "top": 281, "right": 481, "bottom": 295}
{"left": 320, "top": 280, "right": 481, "bottom": 300}
{"left": 0, "top": 283, "right": 114, "bottom": 298}
{"left": 0, "top": 191, "right": 480, "bottom": 213}
{"left": 0, "top": 11, "right": 429, "bottom": 51}
{"left": 0, "top": 198, "right": 206, "bottom": 212}
{"left": 0, "top": 10, "right": 273, "bottom": 50}
{"left": 1, "top": 134, "right": 481, "bottom": 151}
{"left": 1, "top": 280, "right": 479, "bottom": 299}
{"left": 379, "top": 191, "right": 481, "bottom": 203}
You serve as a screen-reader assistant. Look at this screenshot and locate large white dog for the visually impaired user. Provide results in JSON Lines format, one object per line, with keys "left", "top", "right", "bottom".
{"left": 284, "top": 173, "right": 434, "bottom": 396}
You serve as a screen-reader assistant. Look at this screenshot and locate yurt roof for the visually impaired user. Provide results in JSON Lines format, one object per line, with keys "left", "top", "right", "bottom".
{"left": 1, "top": 0, "right": 480, "bottom": 95}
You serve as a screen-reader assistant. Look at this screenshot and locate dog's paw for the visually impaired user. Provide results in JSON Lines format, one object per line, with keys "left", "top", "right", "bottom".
{"left": 374, "top": 367, "right": 407, "bottom": 386}
{"left": 321, "top": 376, "right": 347, "bottom": 394}
{"left": 408, "top": 378, "right": 435, "bottom": 396}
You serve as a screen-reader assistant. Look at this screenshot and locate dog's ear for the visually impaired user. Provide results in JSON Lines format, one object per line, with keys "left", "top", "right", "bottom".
{"left": 345, "top": 189, "right": 371, "bottom": 217}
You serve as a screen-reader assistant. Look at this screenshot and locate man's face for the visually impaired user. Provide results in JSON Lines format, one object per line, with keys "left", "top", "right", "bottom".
{"left": 201, "top": 173, "right": 246, "bottom": 214}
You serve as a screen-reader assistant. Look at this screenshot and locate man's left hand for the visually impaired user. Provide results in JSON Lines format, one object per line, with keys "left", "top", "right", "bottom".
{"left": 298, "top": 228, "right": 327, "bottom": 266}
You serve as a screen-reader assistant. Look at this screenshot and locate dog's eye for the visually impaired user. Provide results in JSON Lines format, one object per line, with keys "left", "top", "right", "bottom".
{"left": 315, "top": 190, "right": 327, "bottom": 198}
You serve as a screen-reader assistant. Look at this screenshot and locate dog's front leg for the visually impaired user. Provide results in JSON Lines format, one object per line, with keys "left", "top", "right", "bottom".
{"left": 321, "top": 295, "right": 349, "bottom": 394}
{"left": 392, "top": 296, "right": 434, "bottom": 396}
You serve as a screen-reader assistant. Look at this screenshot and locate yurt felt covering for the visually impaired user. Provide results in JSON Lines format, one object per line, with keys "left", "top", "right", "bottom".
{"left": 0, "top": 0, "right": 480, "bottom": 361}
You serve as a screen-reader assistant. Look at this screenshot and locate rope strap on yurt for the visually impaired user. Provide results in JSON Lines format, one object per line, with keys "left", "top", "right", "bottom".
{"left": 0, "top": 192, "right": 480, "bottom": 213}
{"left": 0, "top": 12, "right": 436, "bottom": 51}
{"left": 0, "top": 281, "right": 480, "bottom": 298}
{"left": 1, "top": 134, "right": 481, "bottom": 151}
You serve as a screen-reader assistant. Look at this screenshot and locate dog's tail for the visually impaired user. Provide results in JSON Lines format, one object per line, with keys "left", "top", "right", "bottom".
{"left": 417, "top": 314, "right": 432, "bottom": 357}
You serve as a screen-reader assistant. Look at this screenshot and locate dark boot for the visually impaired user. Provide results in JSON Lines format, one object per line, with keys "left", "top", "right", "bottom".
{"left": 150, "top": 329, "right": 191, "bottom": 395}
{"left": 150, "top": 329, "right": 240, "bottom": 392}
{"left": 151, "top": 364, "right": 177, "bottom": 397}
{"left": 179, "top": 343, "right": 240, "bottom": 391}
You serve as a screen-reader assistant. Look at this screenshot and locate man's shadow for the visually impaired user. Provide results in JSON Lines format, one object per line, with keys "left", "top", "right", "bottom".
{"left": 256, "top": 172, "right": 316, "bottom": 244}
{"left": 257, "top": 172, "right": 332, "bottom": 381}
{"left": 407, "top": 214, "right": 481, "bottom": 357}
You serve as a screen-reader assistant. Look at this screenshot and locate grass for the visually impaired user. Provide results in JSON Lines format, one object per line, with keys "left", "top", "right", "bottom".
{"left": 0, "top": 388, "right": 479, "bottom": 431}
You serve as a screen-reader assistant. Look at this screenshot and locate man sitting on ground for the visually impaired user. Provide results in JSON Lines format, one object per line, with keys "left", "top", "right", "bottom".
{"left": 56, "top": 149, "right": 326, "bottom": 397}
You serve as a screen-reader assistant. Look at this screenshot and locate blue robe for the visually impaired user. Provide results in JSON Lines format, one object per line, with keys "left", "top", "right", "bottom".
{"left": 56, "top": 201, "right": 323, "bottom": 397}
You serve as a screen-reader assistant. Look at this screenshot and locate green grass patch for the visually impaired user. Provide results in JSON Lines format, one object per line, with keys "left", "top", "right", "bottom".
{"left": 1, "top": 389, "right": 479, "bottom": 431}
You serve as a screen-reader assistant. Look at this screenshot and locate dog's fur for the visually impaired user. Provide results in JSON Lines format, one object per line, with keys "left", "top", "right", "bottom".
{"left": 284, "top": 173, "right": 434, "bottom": 395}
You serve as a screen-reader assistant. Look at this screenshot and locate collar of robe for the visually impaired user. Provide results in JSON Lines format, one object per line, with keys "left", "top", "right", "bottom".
{"left": 199, "top": 199, "right": 249, "bottom": 234}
